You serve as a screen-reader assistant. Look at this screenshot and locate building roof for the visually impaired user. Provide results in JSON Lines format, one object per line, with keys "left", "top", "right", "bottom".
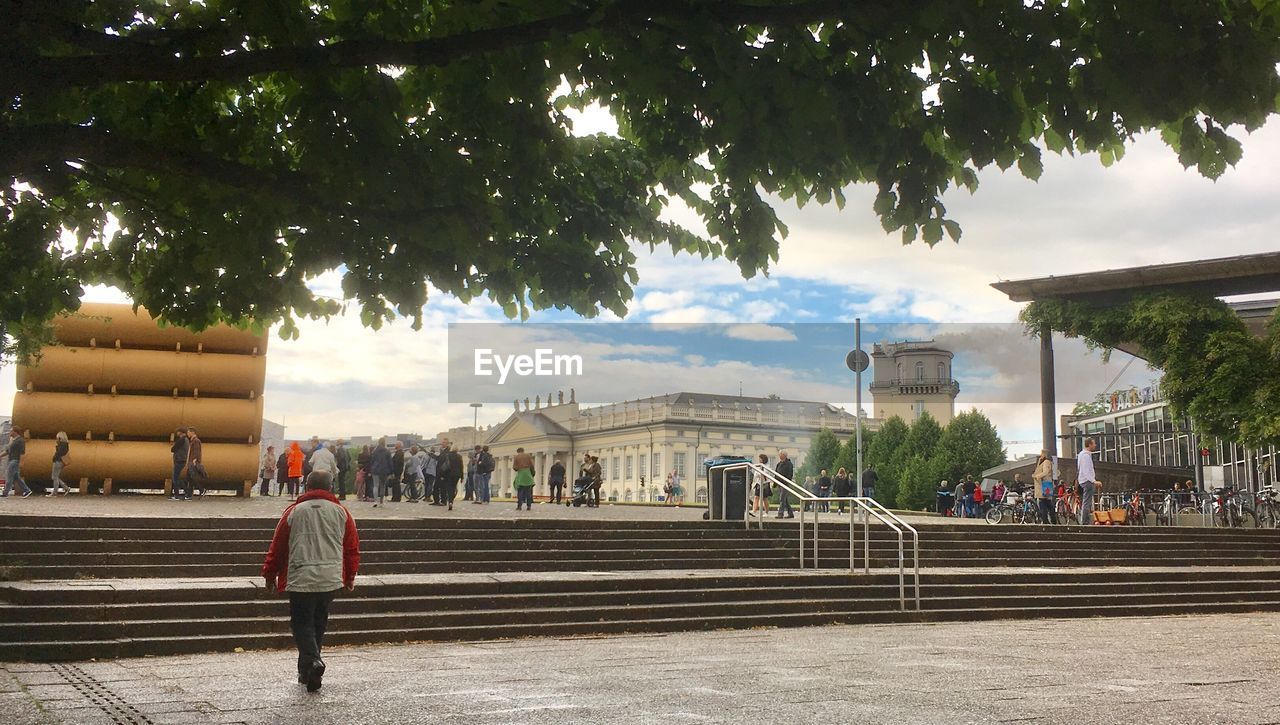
{"left": 589, "top": 392, "right": 855, "bottom": 417}
{"left": 990, "top": 251, "right": 1280, "bottom": 304}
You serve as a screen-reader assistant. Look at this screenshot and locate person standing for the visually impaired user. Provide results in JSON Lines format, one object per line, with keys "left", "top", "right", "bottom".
{"left": 169, "top": 427, "right": 188, "bottom": 500}
{"left": 752, "top": 454, "right": 772, "bottom": 515}
{"left": 259, "top": 446, "right": 277, "bottom": 497}
{"left": 356, "top": 445, "right": 372, "bottom": 501}
{"left": 403, "top": 445, "right": 425, "bottom": 502}
{"left": 261, "top": 470, "right": 360, "bottom": 693}
{"left": 421, "top": 446, "right": 438, "bottom": 503}
{"left": 953, "top": 479, "right": 966, "bottom": 517}
{"left": 861, "top": 464, "right": 879, "bottom": 501}
{"left": 832, "top": 467, "right": 852, "bottom": 514}
{"left": 775, "top": 451, "right": 795, "bottom": 519}
{"left": 548, "top": 457, "right": 566, "bottom": 504}
{"left": 275, "top": 447, "right": 289, "bottom": 497}
{"left": 182, "top": 427, "right": 204, "bottom": 500}
{"left": 309, "top": 442, "right": 337, "bottom": 478}
{"left": 47, "top": 432, "right": 71, "bottom": 496}
{"left": 513, "top": 447, "right": 535, "bottom": 510}
{"left": 817, "top": 469, "right": 832, "bottom": 513}
{"left": 286, "top": 441, "right": 305, "bottom": 499}
{"left": 474, "top": 445, "right": 494, "bottom": 504}
{"left": 1030, "top": 454, "right": 1056, "bottom": 524}
{"left": 2, "top": 428, "right": 31, "bottom": 497}
{"left": 962, "top": 476, "right": 977, "bottom": 518}
{"left": 463, "top": 446, "right": 477, "bottom": 502}
{"left": 388, "top": 441, "right": 406, "bottom": 503}
{"left": 369, "top": 439, "right": 392, "bottom": 508}
{"left": 1078, "top": 438, "right": 1099, "bottom": 525}
{"left": 333, "top": 440, "right": 350, "bottom": 500}
{"left": 585, "top": 456, "right": 603, "bottom": 507}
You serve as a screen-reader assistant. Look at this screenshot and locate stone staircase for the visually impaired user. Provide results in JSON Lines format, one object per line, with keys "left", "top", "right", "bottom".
{"left": 3, "top": 514, "right": 1280, "bottom": 661}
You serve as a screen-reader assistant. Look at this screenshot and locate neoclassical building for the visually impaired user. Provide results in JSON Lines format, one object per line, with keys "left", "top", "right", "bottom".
{"left": 483, "top": 391, "right": 870, "bottom": 502}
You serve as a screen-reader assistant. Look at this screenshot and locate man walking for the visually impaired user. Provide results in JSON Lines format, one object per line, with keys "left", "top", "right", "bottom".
{"left": 169, "top": 427, "right": 188, "bottom": 500}
{"left": 2, "top": 428, "right": 31, "bottom": 498}
{"left": 1078, "top": 437, "right": 1099, "bottom": 525}
{"left": 775, "top": 450, "right": 795, "bottom": 519}
{"left": 422, "top": 446, "right": 438, "bottom": 504}
{"left": 434, "top": 439, "right": 464, "bottom": 511}
{"left": 261, "top": 471, "right": 360, "bottom": 693}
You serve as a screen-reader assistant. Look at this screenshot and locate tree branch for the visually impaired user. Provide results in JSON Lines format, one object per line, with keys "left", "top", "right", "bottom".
{"left": 4, "top": 1, "right": 854, "bottom": 92}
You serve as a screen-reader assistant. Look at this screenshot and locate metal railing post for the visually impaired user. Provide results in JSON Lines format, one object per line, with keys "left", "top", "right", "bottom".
{"left": 814, "top": 508, "right": 820, "bottom": 569}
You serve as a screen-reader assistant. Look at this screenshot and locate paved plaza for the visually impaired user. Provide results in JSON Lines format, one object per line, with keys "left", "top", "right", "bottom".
{"left": 0, "top": 493, "right": 973, "bottom": 526}
{"left": 4, "top": 612, "right": 1278, "bottom": 724}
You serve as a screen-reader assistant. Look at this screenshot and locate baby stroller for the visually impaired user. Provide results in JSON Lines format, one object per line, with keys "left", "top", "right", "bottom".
{"left": 568, "top": 475, "right": 593, "bottom": 507}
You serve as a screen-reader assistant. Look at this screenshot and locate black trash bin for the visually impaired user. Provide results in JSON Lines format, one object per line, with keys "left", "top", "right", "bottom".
{"left": 708, "top": 464, "right": 749, "bottom": 521}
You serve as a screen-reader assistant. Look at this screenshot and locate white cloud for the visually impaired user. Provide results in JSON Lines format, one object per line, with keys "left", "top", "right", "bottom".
{"left": 722, "top": 324, "right": 798, "bottom": 342}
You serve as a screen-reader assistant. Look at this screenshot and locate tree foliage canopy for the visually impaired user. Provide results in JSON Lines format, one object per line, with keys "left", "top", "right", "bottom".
{"left": 4, "top": 1, "right": 1280, "bottom": 357}
{"left": 1022, "top": 294, "right": 1280, "bottom": 449}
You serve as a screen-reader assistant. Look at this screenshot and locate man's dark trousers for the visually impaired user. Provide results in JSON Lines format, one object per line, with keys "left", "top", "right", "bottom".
{"left": 438, "top": 477, "right": 458, "bottom": 505}
{"left": 549, "top": 480, "right": 563, "bottom": 504}
{"left": 290, "top": 590, "right": 337, "bottom": 677}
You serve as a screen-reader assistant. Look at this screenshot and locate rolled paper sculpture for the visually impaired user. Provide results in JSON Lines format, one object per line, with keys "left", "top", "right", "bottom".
{"left": 17, "top": 347, "right": 266, "bottom": 397}
{"left": 13, "top": 392, "right": 263, "bottom": 442}
{"left": 19, "top": 439, "right": 259, "bottom": 487}
{"left": 54, "top": 302, "right": 267, "bottom": 355}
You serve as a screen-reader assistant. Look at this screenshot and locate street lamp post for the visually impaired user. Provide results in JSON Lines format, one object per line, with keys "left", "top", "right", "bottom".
{"left": 470, "top": 402, "right": 483, "bottom": 496}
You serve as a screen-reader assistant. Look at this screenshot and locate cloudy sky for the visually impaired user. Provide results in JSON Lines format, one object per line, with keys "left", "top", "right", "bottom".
{"left": 3, "top": 109, "right": 1277, "bottom": 456}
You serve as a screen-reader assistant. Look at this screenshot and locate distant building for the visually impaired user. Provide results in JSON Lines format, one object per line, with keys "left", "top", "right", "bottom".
{"left": 482, "top": 391, "right": 870, "bottom": 503}
{"left": 259, "top": 418, "right": 286, "bottom": 463}
{"left": 869, "top": 340, "right": 959, "bottom": 424}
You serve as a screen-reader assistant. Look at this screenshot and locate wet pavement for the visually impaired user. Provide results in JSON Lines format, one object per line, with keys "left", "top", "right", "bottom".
{"left": 4, "top": 611, "right": 1276, "bottom": 724}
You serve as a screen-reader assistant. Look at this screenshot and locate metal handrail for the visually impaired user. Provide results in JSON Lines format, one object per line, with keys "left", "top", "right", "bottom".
{"left": 706, "top": 461, "right": 921, "bottom": 610}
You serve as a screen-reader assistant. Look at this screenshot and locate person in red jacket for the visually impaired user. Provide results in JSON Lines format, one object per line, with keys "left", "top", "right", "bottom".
{"left": 262, "top": 470, "right": 360, "bottom": 692}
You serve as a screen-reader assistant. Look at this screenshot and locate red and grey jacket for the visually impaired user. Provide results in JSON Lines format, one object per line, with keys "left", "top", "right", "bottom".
{"left": 262, "top": 489, "right": 360, "bottom": 593}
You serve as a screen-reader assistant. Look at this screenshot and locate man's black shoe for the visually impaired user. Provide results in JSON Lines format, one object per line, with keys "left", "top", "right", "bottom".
{"left": 305, "top": 659, "right": 325, "bottom": 692}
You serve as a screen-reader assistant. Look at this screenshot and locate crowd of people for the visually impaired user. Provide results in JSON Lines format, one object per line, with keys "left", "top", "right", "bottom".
{"left": 938, "top": 438, "right": 1106, "bottom": 525}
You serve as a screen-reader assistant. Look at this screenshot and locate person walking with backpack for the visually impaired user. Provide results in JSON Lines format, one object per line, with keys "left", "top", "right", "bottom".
{"left": 433, "top": 439, "right": 464, "bottom": 510}
{"left": 2, "top": 428, "right": 31, "bottom": 498}
{"left": 261, "top": 470, "right": 360, "bottom": 693}
{"left": 48, "top": 432, "right": 71, "bottom": 496}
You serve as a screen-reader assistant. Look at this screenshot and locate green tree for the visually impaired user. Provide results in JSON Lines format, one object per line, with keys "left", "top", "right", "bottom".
{"left": 1024, "top": 293, "right": 1280, "bottom": 449}
{"left": 865, "top": 416, "right": 910, "bottom": 506}
{"left": 931, "top": 409, "right": 1006, "bottom": 488}
{"left": 897, "top": 454, "right": 949, "bottom": 511}
{"left": 798, "top": 427, "right": 840, "bottom": 481}
{"left": 1071, "top": 396, "right": 1109, "bottom": 417}
{"left": 831, "top": 429, "right": 872, "bottom": 477}
{"left": 5, "top": 2, "right": 1280, "bottom": 358}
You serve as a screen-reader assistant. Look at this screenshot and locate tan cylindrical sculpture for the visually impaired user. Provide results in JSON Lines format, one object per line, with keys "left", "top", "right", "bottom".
{"left": 55, "top": 302, "right": 268, "bottom": 355}
{"left": 13, "top": 392, "right": 263, "bottom": 441}
{"left": 17, "top": 347, "right": 266, "bottom": 397}
{"left": 20, "top": 439, "right": 259, "bottom": 486}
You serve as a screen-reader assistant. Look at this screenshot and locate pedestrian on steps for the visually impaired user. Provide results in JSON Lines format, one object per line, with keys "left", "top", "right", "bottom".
{"left": 169, "top": 427, "right": 188, "bottom": 500}
{"left": 2, "top": 428, "right": 31, "bottom": 498}
{"left": 774, "top": 451, "right": 795, "bottom": 519}
{"left": 261, "top": 470, "right": 360, "bottom": 693}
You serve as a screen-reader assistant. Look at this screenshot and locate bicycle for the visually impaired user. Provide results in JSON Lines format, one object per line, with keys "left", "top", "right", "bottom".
{"left": 1212, "top": 486, "right": 1257, "bottom": 528}
{"left": 1254, "top": 489, "right": 1280, "bottom": 529}
{"left": 1055, "top": 486, "right": 1080, "bottom": 525}
{"left": 1122, "top": 490, "right": 1147, "bottom": 526}
{"left": 985, "top": 489, "right": 1037, "bottom": 525}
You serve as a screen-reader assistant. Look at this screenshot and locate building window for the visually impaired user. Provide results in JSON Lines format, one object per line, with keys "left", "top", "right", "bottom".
{"left": 695, "top": 487, "right": 708, "bottom": 504}
{"left": 625, "top": 455, "right": 634, "bottom": 480}
{"left": 599, "top": 457, "right": 607, "bottom": 479}
{"left": 612, "top": 456, "right": 620, "bottom": 480}
{"left": 624, "top": 489, "right": 634, "bottom": 502}
{"left": 638, "top": 454, "right": 647, "bottom": 480}
{"left": 913, "top": 400, "right": 925, "bottom": 420}
{"left": 652, "top": 453, "right": 661, "bottom": 477}
{"left": 897, "top": 362, "right": 903, "bottom": 380}
{"left": 674, "top": 452, "right": 686, "bottom": 477}
{"left": 916, "top": 361, "right": 925, "bottom": 382}
{"left": 938, "top": 362, "right": 946, "bottom": 380}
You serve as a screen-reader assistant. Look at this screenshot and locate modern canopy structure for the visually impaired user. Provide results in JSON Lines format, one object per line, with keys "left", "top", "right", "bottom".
{"left": 990, "top": 251, "right": 1280, "bottom": 457}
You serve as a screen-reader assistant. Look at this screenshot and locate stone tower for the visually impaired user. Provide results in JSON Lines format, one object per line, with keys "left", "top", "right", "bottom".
{"left": 869, "top": 340, "right": 959, "bottom": 424}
